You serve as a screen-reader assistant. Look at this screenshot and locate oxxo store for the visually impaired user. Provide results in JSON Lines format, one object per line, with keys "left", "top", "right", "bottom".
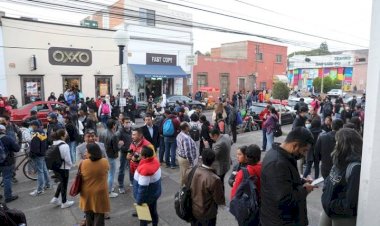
{"left": 0, "top": 17, "right": 120, "bottom": 105}
{"left": 129, "top": 53, "right": 189, "bottom": 101}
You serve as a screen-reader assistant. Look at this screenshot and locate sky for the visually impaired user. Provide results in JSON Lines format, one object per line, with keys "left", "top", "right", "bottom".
{"left": 0, "top": 0, "right": 373, "bottom": 54}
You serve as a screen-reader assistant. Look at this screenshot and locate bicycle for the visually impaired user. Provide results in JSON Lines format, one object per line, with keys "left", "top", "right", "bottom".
{"left": 0, "top": 142, "right": 38, "bottom": 186}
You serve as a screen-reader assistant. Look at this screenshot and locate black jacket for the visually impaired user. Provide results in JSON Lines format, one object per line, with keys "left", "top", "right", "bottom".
{"left": 314, "top": 131, "right": 337, "bottom": 178}
{"left": 141, "top": 125, "right": 160, "bottom": 151}
{"left": 0, "top": 134, "right": 20, "bottom": 166}
{"left": 292, "top": 115, "right": 306, "bottom": 131}
{"left": 30, "top": 129, "right": 48, "bottom": 157}
{"left": 65, "top": 122, "right": 78, "bottom": 142}
{"left": 47, "top": 121, "right": 64, "bottom": 144}
{"left": 305, "top": 127, "right": 322, "bottom": 162}
{"left": 116, "top": 127, "right": 132, "bottom": 154}
{"left": 228, "top": 162, "right": 246, "bottom": 187}
{"left": 98, "top": 129, "right": 119, "bottom": 159}
{"left": 261, "top": 144, "right": 308, "bottom": 226}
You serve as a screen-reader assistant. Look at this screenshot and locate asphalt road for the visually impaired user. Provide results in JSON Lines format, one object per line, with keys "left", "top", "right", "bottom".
{"left": 3, "top": 111, "right": 324, "bottom": 226}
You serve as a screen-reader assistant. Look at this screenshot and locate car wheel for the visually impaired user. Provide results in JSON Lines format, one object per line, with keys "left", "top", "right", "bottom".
{"left": 138, "top": 110, "right": 146, "bottom": 118}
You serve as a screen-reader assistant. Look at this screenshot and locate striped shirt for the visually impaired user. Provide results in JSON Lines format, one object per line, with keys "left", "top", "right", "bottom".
{"left": 176, "top": 131, "right": 197, "bottom": 166}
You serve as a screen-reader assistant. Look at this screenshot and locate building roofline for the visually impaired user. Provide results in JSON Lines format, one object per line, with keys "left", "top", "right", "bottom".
{"left": 0, "top": 16, "right": 115, "bottom": 32}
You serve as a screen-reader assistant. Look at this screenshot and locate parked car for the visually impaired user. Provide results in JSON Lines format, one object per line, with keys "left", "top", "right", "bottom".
{"left": 154, "top": 95, "right": 206, "bottom": 110}
{"left": 327, "top": 89, "right": 346, "bottom": 98}
{"left": 135, "top": 101, "right": 148, "bottom": 118}
{"left": 10, "top": 101, "right": 67, "bottom": 126}
{"left": 287, "top": 97, "right": 313, "bottom": 110}
{"left": 249, "top": 103, "right": 295, "bottom": 126}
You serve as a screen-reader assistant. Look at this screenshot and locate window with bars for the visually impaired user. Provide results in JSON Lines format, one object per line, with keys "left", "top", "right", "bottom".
{"left": 139, "top": 8, "right": 155, "bottom": 26}
{"left": 220, "top": 73, "right": 230, "bottom": 97}
{"left": 276, "top": 54, "right": 282, "bottom": 63}
{"left": 197, "top": 73, "right": 208, "bottom": 88}
{"left": 256, "top": 52, "right": 263, "bottom": 61}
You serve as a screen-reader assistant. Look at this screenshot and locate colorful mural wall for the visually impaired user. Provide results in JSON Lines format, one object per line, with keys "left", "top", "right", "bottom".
{"left": 287, "top": 67, "right": 353, "bottom": 91}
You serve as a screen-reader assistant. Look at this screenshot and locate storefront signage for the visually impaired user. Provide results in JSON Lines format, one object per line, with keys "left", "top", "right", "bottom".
{"left": 146, "top": 53, "right": 177, "bottom": 66}
{"left": 49, "top": 47, "right": 92, "bottom": 66}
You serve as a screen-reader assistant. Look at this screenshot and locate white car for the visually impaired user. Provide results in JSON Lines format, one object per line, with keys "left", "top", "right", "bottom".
{"left": 327, "top": 89, "right": 346, "bottom": 97}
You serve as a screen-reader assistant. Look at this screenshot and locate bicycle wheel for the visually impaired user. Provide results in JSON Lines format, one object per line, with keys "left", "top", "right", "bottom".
{"left": 23, "top": 159, "right": 38, "bottom": 181}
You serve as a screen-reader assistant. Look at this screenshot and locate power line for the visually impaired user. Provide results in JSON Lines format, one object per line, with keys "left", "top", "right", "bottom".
{"left": 154, "top": 0, "right": 368, "bottom": 48}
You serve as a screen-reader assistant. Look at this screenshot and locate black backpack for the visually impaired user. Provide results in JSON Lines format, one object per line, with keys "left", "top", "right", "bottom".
{"left": 174, "top": 166, "right": 197, "bottom": 222}
{"left": 45, "top": 142, "right": 65, "bottom": 171}
{"left": 0, "top": 203, "right": 27, "bottom": 226}
{"left": 273, "top": 122, "right": 282, "bottom": 137}
{"left": 230, "top": 167, "right": 260, "bottom": 224}
{"left": 189, "top": 124, "right": 200, "bottom": 141}
{"left": 323, "top": 102, "right": 333, "bottom": 116}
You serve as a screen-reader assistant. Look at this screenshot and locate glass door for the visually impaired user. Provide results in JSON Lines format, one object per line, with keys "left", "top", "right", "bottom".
{"left": 20, "top": 75, "right": 44, "bottom": 105}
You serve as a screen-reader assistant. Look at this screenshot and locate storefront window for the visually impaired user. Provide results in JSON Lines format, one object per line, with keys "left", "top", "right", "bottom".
{"left": 20, "top": 75, "right": 44, "bottom": 105}
{"left": 62, "top": 75, "right": 82, "bottom": 92}
{"left": 95, "top": 75, "right": 112, "bottom": 97}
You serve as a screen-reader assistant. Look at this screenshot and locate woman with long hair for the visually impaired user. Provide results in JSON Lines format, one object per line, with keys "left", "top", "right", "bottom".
{"left": 80, "top": 143, "right": 110, "bottom": 226}
{"left": 8, "top": 95, "right": 18, "bottom": 109}
{"left": 319, "top": 128, "right": 362, "bottom": 226}
{"left": 228, "top": 145, "right": 248, "bottom": 187}
{"left": 212, "top": 103, "right": 227, "bottom": 123}
{"left": 49, "top": 129, "right": 74, "bottom": 209}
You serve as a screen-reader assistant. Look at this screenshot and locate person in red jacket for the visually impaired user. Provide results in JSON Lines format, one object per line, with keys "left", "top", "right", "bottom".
{"left": 231, "top": 144, "right": 262, "bottom": 200}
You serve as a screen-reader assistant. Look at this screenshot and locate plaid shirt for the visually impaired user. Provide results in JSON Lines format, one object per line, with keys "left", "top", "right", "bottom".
{"left": 176, "top": 131, "right": 197, "bottom": 166}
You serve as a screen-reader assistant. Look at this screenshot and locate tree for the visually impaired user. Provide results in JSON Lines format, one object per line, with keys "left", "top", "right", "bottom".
{"left": 204, "top": 51, "right": 211, "bottom": 56}
{"left": 319, "top": 42, "right": 329, "bottom": 52}
{"left": 312, "top": 77, "right": 339, "bottom": 93}
{"left": 288, "top": 42, "right": 331, "bottom": 57}
{"left": 272, "top": 82, "right": 290, "bottom": 101}
{"left": 194, "top": 50, "right": 203, "bottom": 55}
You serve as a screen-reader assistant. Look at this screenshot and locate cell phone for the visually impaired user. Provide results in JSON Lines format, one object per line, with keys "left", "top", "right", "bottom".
{"left": 311, "top": 177, "right": 324, "bottom": 186}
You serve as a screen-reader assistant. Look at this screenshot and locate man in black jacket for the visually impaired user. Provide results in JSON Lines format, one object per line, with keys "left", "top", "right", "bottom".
{"left": 261, "top": 127, "right": 315, "bottom": 226}
{"left": 116, "top": 117, "right": 132, "bottom": 194}
{"left": 141, "top": 114, "right": 160, "bottom": 151}
{"left": 314, "top": 119, "right": 344, "bottom": 179}
{"left": 46, "top": 113, "right": 64, "bottom": 145}
{"left": 29, "top": 120, "right": 50, "bottom": 196}
{"left": 98, "top": 119, "right": 119, "bottom": 198}
{"left": 294, "top": 98, "right": 308, "bottom": 114}
{"left": 0, "top": 125, "right": 20, "bottom": 203}
{"left": 292, "top": 106, "right": 308, "bottom": 131}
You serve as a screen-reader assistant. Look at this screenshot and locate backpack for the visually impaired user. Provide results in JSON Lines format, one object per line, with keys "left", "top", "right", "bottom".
{"left": 0, "top": 203, "right": 27, "bottom": 226}
{"left": 323, "top": 102, "right": 333, "bottom": 116}
{"left": 189, "top": 124, "right": 200, "bottom": 141}
{"left": 163, "top": 118, "right": 175, "bottom": 136}
{"left": 101, "top": 103, "right": 110, "bottom": 115}
{"left": 230, "top": 168, "right": 259, "bottom": 224}
{"left": 0, "top": 135, "right": 7, "bottom": 164}
{"left": 30, "top": 132, "right": 48, "bottom": 157}
{"left": 236, "top": 111, "right": 243, "bottom": 125}
{"left": 174, "top": 167, "right": 197, "bottom": 222}
{"left": 273, "top": 121, "right": 282, "bottom": 137}
{"left": 45, "top": 142, "right": 65, "bottom": 171}
{"left": 321, "top": 162, "right": 361, "bottom": 217}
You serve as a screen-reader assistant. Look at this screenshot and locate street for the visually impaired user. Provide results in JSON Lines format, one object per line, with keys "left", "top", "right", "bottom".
{"left": 4, "top": 111, "right": 323, "bottom": 226}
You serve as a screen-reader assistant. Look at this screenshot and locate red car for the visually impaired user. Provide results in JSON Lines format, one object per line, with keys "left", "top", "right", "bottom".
{"left": 10, "top": 101, "right": 67, "bottom": 126}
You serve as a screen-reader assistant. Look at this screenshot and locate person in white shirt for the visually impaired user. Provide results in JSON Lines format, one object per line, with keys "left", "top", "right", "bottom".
{"left": 49, "top": 129, "right": 75, "bottom": 209}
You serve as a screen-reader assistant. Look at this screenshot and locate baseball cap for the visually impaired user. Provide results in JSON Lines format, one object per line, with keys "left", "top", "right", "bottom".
{"left": 47, "top": 112, "right": 57, "bottom": 119}
{"left": 30, "top": 120, "right": 40, "bottom": 127}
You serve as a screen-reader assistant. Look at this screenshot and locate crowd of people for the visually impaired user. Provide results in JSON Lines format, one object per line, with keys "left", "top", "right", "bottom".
{"left": 0, "top": 87, "right": 366, "bottom": 226}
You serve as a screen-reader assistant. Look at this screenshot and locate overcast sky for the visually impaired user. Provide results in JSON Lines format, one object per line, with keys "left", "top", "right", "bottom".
{"left": 0, "top": 0, "right": 372, "bottom": 54}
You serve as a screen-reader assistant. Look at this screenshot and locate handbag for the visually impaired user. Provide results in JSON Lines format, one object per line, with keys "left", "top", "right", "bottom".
{"left": 69, "top": 162, "right": 83, "bottom": 197}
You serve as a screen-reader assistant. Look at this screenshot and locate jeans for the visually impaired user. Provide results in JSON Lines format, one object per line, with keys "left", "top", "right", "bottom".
{"left": 118, "top": 154, "right": 129, "bottom": 188}
{"left": 303, "top": 160, "right": 320, "bottom": 179}
{"left": 262, "top": 128, "right": 267, "bottom": 150}
{"left": 266, "top": 132, "right": 274, "bottom": 151}
{"left": 159, "top": 136, "right": 165, "bottom": 163}
{"left": 32, "top": 156, "right": 50, "bottom": 192}
{"left": 54, "top": 169, "right": 69, "bottom": 203}
{"left": 140, "top": 201, "right": 158, "bottom": 226}
{"left": 0, "top": 165, "right": 14, "bottom": 199}
{"left": 68, "top": 141, "right": 77, "bottom": 164}
{"left": 164, "top": 136, "right": 177, "bottom": 167}
{"left": 108, "top": 157, "right": 117, "bottom": 192}
{"left": 100, "top": 115, "right": 109, "bottom": 127}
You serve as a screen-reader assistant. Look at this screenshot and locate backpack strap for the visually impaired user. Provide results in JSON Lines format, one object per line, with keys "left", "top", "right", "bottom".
{"left": 241, "top": 167, "right": 250, "bottom": 180}
{"left": 186, "top": 166, "right": 198, "bottom": 188}
{"left": 346, "top": 162, "right": 361, "bottom": 182}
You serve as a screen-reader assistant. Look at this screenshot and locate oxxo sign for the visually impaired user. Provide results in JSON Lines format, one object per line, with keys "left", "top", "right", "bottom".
{"left": 48, "top": 47, "right": 92, "bottom": 66}
{"left": 146, "top": 53, "right": 177, "bottom": 66}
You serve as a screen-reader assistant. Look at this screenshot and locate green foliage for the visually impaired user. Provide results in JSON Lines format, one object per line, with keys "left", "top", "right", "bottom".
{"left": 272, "top": 82, "right": 290, "bottom": 100}
{"left": 288, "top": 42, "right": 330, "bottom": 57}
{"left": 313, "top": 77, "right": 341, "bottom": 93}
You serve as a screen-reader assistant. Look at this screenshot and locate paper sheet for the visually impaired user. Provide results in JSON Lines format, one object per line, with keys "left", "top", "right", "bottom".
{"left": 311, "top": 177, "right": 324, "bottom": 186}
{"left": 134, "top": 203, "right": 152, "bottom": 221}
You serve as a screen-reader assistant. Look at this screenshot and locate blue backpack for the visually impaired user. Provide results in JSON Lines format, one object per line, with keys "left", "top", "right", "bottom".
{"left": 163, "top": 119, "right": 175, "bottom": 136}
{"left": 0, "top": 135, "right": 7, "bottom": 164}
{"left": 236, "top": 111, "right": 243, "bottom": 125}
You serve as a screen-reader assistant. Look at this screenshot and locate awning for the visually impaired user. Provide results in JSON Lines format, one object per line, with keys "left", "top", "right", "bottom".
{"left": 274, "top": 75, "right": 289, "bottom": 83}
{"left": 129, "top": 64, "right": 189, "bottom": 78}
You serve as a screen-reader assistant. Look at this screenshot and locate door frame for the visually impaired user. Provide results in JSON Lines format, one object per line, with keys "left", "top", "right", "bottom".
{"left": 19, "top": 74, "right": 45, "bottom": 105}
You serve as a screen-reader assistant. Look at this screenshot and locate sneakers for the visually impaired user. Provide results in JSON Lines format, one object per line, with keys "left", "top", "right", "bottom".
{"left": 109, "top": 192, "right": 119, "bottom": 198}
{"left": 50, "top": 197, "right": 61, "bottom": 206}
{"left": 118, "top": 188, "right": 126, "bottom": 194}
{"left": 5, "top": 195, "right": 18, "bottom": 203}
{"left": 61, "top": 201, "right": 74, "bottom": 209}
{"left": 30, "top": 190, "right": 45, "bottom": 197}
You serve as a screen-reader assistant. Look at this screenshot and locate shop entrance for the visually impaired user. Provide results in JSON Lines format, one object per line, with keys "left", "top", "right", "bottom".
{"left": 20, "top": 75, "right": 45, "bottom": 105}
{"left": 62, "top": 75, "right": 82, "bottom": 92}
{"left": 145, "top": 78, "right": 162, "bottom": 99}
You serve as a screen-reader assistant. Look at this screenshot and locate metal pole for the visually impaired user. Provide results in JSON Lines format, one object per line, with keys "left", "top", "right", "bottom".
{"left": 321, "top": 65, "right": 324, "bottom": 94}
{"left": 118, "top": 45, "right": 125, "bottom": 113}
